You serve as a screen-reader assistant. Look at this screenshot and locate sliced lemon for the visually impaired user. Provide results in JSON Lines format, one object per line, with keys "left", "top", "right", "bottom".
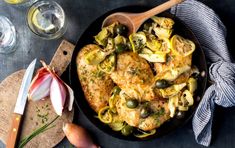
{"left": 4, "top": 0, "right": 24, "bottom": 4}
{"left": 32, "top": 9, "right": 55, "bottom": 33}
{"left": 134, "top": 129, "right": 156, "bottom": 138}
{"left": 146, "top": 39, "right": 162, "bottom": 51}
{"left": 170, "top": 35, "right": 195, "bottom": 57}
{"left": 98, "top": 106, "right": 113, "bottom": 124}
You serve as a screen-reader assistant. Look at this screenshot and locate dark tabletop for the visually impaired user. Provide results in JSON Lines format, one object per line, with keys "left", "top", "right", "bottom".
{"left": 1, "top": 0, "right": 235, "bottom": 148}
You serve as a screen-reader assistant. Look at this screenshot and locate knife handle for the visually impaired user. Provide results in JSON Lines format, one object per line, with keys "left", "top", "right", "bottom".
{"left": 6, "top": 113, "right": 22, "bottom": 148}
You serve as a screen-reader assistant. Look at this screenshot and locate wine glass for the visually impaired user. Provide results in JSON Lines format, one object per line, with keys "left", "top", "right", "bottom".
{"left": 4, "top": 0, "right": 38, "bottom": 7}
{"left": 0, "top": 16, "right": 17, "bottom": 54}
{"left": 27, "top": 1, "right": 67, "bottom": 40}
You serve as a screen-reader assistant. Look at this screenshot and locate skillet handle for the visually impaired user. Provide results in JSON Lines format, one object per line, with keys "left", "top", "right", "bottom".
{"left": 49, "top": 40, "right": 75, "bottom": 76}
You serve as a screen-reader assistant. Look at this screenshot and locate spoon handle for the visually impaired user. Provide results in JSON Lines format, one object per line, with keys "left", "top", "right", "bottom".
{"left": 139, "top": 0, "right": 184, "bottom": 21}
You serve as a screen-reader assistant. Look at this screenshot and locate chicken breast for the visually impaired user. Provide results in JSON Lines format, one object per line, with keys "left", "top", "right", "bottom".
{"left": 154, "top": 53, "right": 192, "bottom": 74}
{"left": 116, "top": 94, "right": 170, "bottom": 131}
{"left": 155, "top": 53, "right": 192, "bottom": 84}
{"left": 110, "top": 52, "right": 159, "bottom": 101}
{"left": 77, "top": 44, "right": 114, "bottom": 113}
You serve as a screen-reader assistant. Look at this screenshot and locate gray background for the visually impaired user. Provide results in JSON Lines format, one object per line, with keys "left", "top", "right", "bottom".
{"left": 1, "top": 0, "right": 235, "bottom": 147}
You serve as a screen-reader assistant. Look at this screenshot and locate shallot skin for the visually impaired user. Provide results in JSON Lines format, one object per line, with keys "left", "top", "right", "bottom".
{"left": 28, "top": 60, "right": 75, "bottom": 116}
{"left": 63, "top": 123, "right": 99, "bottom": 148}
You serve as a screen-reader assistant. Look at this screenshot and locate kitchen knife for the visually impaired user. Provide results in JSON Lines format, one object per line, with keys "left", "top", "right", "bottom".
{"left": 6, "top": 59, "right": 37, "bottom": 148}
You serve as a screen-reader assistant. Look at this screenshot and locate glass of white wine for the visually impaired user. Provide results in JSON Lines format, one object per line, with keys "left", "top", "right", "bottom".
{"left": 27, "top": 1, "right": 67, "bottom": 40}
{"left": 4, "top": 0, "right": 38, "bottom": 7}
{"left": 0, "top": 16, "right": 17, "bottom": 54}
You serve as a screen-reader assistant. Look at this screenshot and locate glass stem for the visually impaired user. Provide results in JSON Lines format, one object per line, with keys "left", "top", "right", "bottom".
{"left": 0, "top": 31, "right": 3, "bottom": 43}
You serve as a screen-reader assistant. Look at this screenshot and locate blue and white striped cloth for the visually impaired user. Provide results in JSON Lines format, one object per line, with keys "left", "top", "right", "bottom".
{"left": 171, "top": 0, "right": 235, "bottom": 146}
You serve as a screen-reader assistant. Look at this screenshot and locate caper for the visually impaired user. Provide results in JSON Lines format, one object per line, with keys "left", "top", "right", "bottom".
{"left": 126, "top": 41, "right": 132, "bottom": 50}
{"left": 176, "top": 111, "right": 186, "bottom": 119}
{"left": 140, "top": 107, "right": 150, "bottom": 118}
{"left": 126, "top": 99, "right": 138, "bottom": 109}
{"left": 115, "top": 44, "right": 126, "bottom": 53}
{"left": 115, "top": 24, "right": 128, "bottom": 35}
{"left": 113, "top": 86, "right": 121, "bottom": 95}
{"left": 155, "top": 79, "right": 170, "bottom": 89}
{"left": 143, "top": 22, "right": 152, "bottom": 31}
{"left": 121, "top": 125, "right": 134, "bottom": 136}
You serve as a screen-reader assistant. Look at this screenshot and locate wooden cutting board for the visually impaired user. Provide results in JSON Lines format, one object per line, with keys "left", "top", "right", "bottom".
{"left": 0, "top": 40, "right": 75, "bottom": 147}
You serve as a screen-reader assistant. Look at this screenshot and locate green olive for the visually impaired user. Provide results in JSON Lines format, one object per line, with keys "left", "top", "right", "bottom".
{"left": 126, "top": 99, "right": 139, "bottom": 109}
{"left": 155, "top": 79, "right": 170, "bottom": 89}
{"left": 115, "top": 44, "right": 126, "bottom": 53}
{"left": 121, "top": 125, "right": 134, "bottom": 136}
{"left": 140, "top": 107, "right": 150, "bottom": 118}
{"left": 115, "top": 24, "right": 128, "bottom": 35}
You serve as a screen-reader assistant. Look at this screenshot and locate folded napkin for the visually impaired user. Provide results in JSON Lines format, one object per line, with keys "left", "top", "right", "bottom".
{"left": 171, "top": 0, "right": 235, "bottom": 146}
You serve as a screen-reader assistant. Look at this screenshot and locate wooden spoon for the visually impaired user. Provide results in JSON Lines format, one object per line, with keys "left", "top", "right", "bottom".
{"left": 102, "top": 0, "right": 184, "bottom": 35}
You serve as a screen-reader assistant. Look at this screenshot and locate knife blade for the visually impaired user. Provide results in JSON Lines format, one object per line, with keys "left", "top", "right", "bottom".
{"left": 6, "top": 59, "right": 37, "bottom": 148}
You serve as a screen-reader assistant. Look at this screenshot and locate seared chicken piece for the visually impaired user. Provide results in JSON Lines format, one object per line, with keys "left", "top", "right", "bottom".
{"left": 155, "top": 53, "right": 192, "bottom": 84}
{"left": 77, "top": 44, "right": 114, "bottom": 113}
{"left": 110, "top": 52, "right": 158, "bottom": 101}
{"left": 116, "top": 94, "right": 170, "bottom": 131}
{"left": 154, "top": 54, "right": 192, "bottom": 74}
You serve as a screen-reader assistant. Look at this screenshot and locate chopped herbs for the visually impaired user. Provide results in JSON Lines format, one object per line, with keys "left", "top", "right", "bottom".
{"left": 19, "top": 116, "right": 59, "bottom": 148}
{"left": 36, "top": 104, "right": 50, "bottom": 124}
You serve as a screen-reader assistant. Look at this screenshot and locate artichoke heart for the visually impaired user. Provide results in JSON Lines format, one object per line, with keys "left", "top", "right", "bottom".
{"left": 160, "top": 65, "right": 191, "bottom": 81}
{"left": 153, "top": 27, "right": 172, "bottom": 39}
{"left": 146, "top": 38, "right": 162, "bottom": 52}
{"left": 139, "top": 53, "right": 166, "bottom": 63}
{"left": 168, "top": 95, "right": 179, "bottom": 117}
{"left": 94, "top": 28, "right": 110, "bottom": 46}
{"left": 102, "top": 38, "right": 115, "bottom": 53}
{"left": 98, "top": 53, "right": 116, "bottom": 73}
{"left": 159, "top": 83, "right": 186, "bottom": 98}
{"left": 129, "top": 32, "right": 147, "bottom": 53}
{"left": 181, "top": 89, "right": 194, "bottom": 106}
{"left": 187, "top": 77, "right": 197, "bottom": 93}
{"left": 94, "top": 22, "right": 117, "bottom": 46}
{"left": 151, "top": 16, "right": 174, "bottom": 29}
{"left": 177, "top": 89, "right": 194, "bottom": 111}
{"left": 84, "top": 47, "right": 107, "bottom": 65}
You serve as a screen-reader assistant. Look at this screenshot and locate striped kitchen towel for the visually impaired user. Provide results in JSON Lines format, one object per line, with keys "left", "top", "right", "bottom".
{"left": 171, "top": 0, "right": 235, "bottom": 146}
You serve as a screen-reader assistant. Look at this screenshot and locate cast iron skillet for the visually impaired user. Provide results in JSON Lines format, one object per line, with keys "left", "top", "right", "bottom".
{"left": 69, "top": 5, "right": 208, "bottom": 141}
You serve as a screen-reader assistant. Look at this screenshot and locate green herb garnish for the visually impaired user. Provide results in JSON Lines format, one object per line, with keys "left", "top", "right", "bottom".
{"left": 18, "top": 115, "right": 59, "bottom": 148}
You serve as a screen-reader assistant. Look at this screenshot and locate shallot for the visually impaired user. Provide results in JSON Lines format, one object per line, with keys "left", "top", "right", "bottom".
{"left": 28, "top": 68, "right": 52, "bottom": 101}
{"left": 63, "top": 123, "right": 99, "bottom": 148}
{"left": 28, "top": 60, "right": 74, "bottom": 116}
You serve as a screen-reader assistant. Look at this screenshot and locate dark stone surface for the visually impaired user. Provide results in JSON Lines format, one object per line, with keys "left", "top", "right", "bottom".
{"left": 0, "top": 0, "right": 235, "bottom": 148}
